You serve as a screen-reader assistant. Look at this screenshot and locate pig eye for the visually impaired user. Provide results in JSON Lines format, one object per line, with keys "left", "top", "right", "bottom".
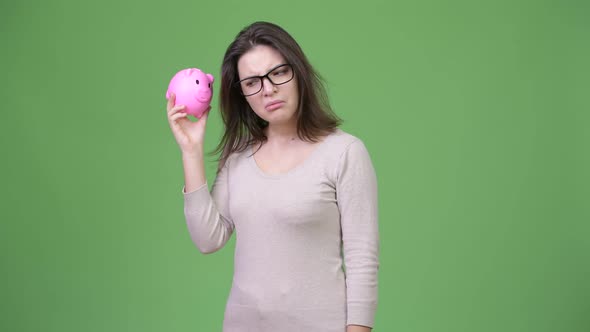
{"left": 208, "top": 83, "right": 211, "bottom": 88}
{"left": 195, "top": 80, "right": 200, "bottom": 85}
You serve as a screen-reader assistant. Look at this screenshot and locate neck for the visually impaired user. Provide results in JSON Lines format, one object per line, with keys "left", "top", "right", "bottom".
{"left": 265, "top": 122, "right": 298, "bottom": 143}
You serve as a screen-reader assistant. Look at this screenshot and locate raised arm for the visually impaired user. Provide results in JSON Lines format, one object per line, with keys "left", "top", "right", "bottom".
{"left": 166, "top": 93, "right": 234, "bottom": 254}
{"left": 182, "top": 157, "right": 234, "bottom": 254}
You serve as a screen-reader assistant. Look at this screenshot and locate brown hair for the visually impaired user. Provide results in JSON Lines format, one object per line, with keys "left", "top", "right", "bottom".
{"left": 213, "top": 21, "right": 341, "bottom": 169}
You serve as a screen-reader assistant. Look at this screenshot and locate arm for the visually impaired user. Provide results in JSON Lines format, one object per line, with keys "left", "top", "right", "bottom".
{"left": 182, "top": 154, "right": 234, "bottom": 254}
{"left": 166, "top": 93, "right": 232, "bottom": 254}
{"left": 182, "top": 149, "right": 207, "bottom": 193}
{"left": 337, "top": 139, "right": 380, "bottom": 329}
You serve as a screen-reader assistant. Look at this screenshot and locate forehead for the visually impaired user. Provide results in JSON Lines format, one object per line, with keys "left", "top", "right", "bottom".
{"left": 237, "top": 45, "right": 287, "bottom": 78}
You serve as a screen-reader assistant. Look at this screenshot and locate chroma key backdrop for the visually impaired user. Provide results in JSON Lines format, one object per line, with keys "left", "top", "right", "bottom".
{"left": 1, "top": 0, "right": 588, "bottom": 331}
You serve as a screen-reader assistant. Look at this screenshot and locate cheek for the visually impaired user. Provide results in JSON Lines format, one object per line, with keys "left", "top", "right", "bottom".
{"left": 245, "top": 96, "right": 263, "bottom": 113}
{"left": 290, "top": 80, "right": 300, "bottom": 98}
{"left": 244, "top": 95, "right": 256, "bottom": 107}
{"left": 288, "top": 83, "right": 300, "bottom": 106}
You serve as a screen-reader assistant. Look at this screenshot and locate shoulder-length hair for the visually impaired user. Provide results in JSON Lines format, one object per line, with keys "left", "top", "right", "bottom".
{"left": 213, "top": 21, "right": 341, "bottom": 169}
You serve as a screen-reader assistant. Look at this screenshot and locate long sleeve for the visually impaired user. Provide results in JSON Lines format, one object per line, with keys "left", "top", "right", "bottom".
{"left": 336, "top": 139, "right": 380, "bottom": 328}
{"left": 181, "top": 157, "right": 235, "bottom": 254}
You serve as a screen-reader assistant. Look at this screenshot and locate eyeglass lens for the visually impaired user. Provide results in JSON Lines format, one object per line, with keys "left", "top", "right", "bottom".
{"left": 239, "top": 64, "right": 293, "bottom": 96}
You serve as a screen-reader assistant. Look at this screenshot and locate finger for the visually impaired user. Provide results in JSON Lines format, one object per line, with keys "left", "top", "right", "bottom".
{"left": 170, "top": 112, "right": 188, "bottom": 121}
{"left": 203, "top": 108, "right": 211, "bottom": 119}
{"left": 202, "top": 106, "right": 211, "bottom": 118}
{"left": 166, "top": 93, "right": 175, "bottom": 111}
{"left": 168, "top": 113, "right": 185, "bottom": 133}
{"left": 198, "top": 108, "right": 210, "bottom": 125}
{"left": 167, "top": 104, "right": 185, "bottom": 116}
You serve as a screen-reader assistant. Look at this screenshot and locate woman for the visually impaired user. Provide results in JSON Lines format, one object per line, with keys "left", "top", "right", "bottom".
{"left": 166, "top": 21, "right": 379, "bottom": 332}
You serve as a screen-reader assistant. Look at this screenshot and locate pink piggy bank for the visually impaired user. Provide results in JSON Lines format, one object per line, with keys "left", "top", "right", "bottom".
{"left": 166, "top": 68, "right": 214, "bottom": 118}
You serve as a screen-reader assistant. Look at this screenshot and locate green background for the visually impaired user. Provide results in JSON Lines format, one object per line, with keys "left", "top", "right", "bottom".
{"left": 1, "top": 0, "right": 588, "bottom": 331}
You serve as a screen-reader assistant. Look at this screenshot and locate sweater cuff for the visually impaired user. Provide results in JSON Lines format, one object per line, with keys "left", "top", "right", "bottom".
{"left": 346, "top": 304, "right": 376, "bottom": 328}
{"left": 182, "top": 182, "right": 209, "bottom": 212}
{"left": 181, "top": 182, "right": 208, "bottom": 195}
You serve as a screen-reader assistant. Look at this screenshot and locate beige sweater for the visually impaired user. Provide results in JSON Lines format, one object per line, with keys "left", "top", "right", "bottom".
{"left": 182, "top": 129, "right": 379, "bottom": 331}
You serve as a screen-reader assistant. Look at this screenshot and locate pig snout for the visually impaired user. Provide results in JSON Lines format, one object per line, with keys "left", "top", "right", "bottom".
{"left": 195, "top": 89, "right": 212, "bottom": 103}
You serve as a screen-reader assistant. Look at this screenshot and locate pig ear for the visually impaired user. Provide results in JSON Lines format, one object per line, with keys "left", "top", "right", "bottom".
{"left": 207, "top": 73, "right": 214, "bottom": 83}
{"left": 166, "top": 90, "right": 170, "bottom": 99}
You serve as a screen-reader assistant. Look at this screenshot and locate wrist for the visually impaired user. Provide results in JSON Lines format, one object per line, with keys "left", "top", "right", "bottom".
{"left": 181, "top": 146, "right": 203, "bottom": 158}
{"left": 346, "top": 325, "right": 372, "bottom": 332}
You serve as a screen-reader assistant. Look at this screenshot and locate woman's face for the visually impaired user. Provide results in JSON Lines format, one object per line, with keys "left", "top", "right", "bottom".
{"left": 237, "top": 45, "right": 299, "bottom": 128}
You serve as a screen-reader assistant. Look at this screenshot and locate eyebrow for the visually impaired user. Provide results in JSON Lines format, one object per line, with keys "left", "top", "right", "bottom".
{"left": 240, "top": 63, "right": 288, "bottom": 81}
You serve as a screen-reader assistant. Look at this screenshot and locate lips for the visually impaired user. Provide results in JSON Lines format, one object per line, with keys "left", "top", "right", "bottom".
{"left": 265, "top": 100, "right": 285, "bottom": 111}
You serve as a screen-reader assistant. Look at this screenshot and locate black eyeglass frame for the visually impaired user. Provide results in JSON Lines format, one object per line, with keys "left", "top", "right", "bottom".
{"left": 235, "top": 63, "right": 295, "bottom": 97}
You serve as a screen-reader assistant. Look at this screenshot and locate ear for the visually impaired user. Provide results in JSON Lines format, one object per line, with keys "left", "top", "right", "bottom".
{"left": 207, "top": 73, "right": 214, "bottom": 83}
{"left": 166, "top": 89, "right": 170, "bottom": 99}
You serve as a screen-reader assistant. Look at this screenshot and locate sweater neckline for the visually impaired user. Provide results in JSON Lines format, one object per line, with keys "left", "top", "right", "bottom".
{"left": 248, "top": 129, "right": 340, "bottom": 179}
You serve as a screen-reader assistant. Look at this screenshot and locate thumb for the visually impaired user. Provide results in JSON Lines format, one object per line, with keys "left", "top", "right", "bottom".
{"left": 198, "top": 107, "right": 211, "bottom": 125}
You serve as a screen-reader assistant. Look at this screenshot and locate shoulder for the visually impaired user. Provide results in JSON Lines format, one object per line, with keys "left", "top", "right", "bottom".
{"left": 318, "top": 128, "right": 374, "bottom": 180}
{"left": 324, "top": 128, "right": 370, "bottom": 159}
{"left": 328, "top": 130, "right": 377, "bottom": 187}
{"left": 220, "top": 146, "right": 252, "bottom": 171}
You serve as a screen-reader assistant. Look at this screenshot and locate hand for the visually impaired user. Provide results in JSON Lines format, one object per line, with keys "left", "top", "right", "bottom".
{"left": 166, "top": 92, "right": 211, "bottom": 155}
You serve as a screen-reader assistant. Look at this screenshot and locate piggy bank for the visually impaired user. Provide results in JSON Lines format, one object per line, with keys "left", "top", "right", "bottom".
{"left": 166, "top": 68, "right": 214, "bottom": 118}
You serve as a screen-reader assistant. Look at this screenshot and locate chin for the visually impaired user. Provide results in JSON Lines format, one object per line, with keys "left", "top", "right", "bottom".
{"left": 268, "top": 113, "right": 297, "bottom": 126}
{"left": 258, "top": 108, "right": 295, "bottom": 124}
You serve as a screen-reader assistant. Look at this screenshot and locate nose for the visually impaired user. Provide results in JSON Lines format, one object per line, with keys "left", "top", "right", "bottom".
{"left": 261, "top": 77, "right": 276, "bottom": 96}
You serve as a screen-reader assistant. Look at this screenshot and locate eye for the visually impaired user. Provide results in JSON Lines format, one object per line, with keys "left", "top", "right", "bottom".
{"left": 241, "top": 78, "right": 254, "bottom": 86}
{"left": 195, "top": 80, "right": 200, "bottom": 85}
{"left": 208, "top": 83, "right": 211, "bottom": 88}
{"left": 273, "top": 68, "right": 288, "bottom": 76}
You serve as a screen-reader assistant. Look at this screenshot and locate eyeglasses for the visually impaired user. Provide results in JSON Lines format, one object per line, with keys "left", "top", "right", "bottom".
{"left": 236, "top": 64, "right": 294, "bottom": 96}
